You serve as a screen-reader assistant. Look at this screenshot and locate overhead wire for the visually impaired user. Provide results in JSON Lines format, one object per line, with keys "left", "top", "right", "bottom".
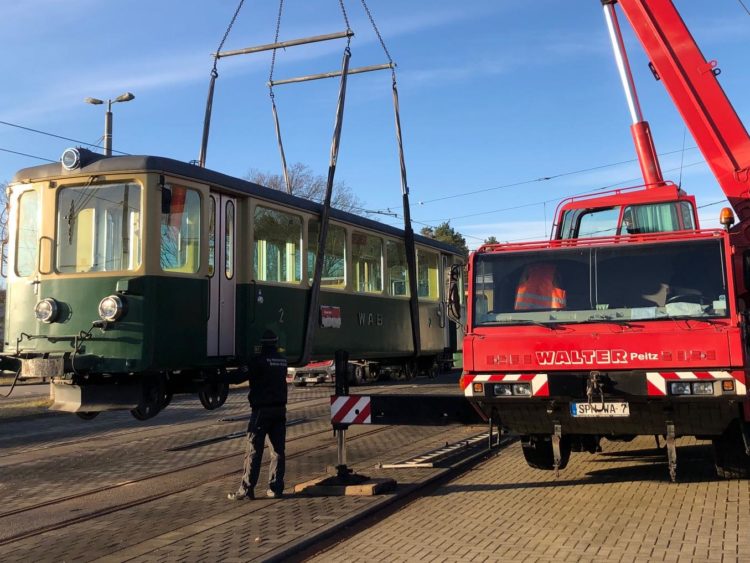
{"left": 404, "top": 145, "right": 699, "bottom": 208}
{"left": 0, "top": 119, "right": 129, "bottom": 155}
{"left": 370, "top": 158, "right": 711, "bottom": 245}
{"left": 420, "top": 160, "right": 705, "bottom": 224}
{"left": 0, "top": 147, "right": 57, "bottom": 163}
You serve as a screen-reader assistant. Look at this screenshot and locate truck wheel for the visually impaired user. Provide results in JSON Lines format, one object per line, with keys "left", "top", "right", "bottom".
{"left": 521, "top": 434, "right": 571, "bottom": 470}
{"left": 293, "top": 381, "right": 307, "bottom": 388}
{"left": 712, "top": 421, "right": 750, "bottom": 479}
{"left": 352, "top": 365, "right": 365, "bottom": 386}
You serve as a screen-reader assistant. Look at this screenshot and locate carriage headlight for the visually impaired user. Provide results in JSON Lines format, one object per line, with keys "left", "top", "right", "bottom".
{"left": 35, "top": 298, "right": 59, "bottom": 323}
{"left": 61, "top": 147, "right": 81, "bottom": 170}
{"left": 98, "top": 295, "right": 125, "bottom": 322}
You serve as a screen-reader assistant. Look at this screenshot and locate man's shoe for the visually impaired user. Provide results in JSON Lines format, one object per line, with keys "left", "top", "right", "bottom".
{"left": 266, "top": 490, "right": 283, "bottom": 499}
{"left": 227, "top": 491, "right": 254, "bottom": 501}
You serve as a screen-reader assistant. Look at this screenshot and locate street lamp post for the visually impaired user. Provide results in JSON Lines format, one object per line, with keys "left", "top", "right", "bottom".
{"left": 84, "top": 92, "right": 135, "bottom": 156}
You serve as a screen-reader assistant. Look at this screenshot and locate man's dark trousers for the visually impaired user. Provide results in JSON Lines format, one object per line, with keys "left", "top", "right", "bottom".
{"left": 240, "top": 406, "right": 286, "bottom": 495}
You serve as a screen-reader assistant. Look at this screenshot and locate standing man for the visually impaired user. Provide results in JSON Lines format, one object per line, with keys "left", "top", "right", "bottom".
{"left": 228, "top": 330, "right": 288, "bottom": 500}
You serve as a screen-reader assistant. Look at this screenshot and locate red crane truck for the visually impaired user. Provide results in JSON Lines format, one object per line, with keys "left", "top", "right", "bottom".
{"left": 460, "top": 0, "right": 750, "bottom": 480}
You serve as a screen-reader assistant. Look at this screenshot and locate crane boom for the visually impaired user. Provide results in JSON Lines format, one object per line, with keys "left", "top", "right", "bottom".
{"left": 613, "top": 0, "right": 750, "bottom": 222}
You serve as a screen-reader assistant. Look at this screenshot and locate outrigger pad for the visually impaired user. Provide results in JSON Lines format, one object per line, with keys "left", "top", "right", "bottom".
{"left": 294, "top": 476, "right": 396, "bottom": 497}
{"left": 50, "top": 382, "right": 140, "bottom": 413}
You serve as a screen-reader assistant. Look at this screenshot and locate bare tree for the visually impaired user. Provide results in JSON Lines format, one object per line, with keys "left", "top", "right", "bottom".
{"left": 246, "top": 163, "right": 361, "bottom": 214}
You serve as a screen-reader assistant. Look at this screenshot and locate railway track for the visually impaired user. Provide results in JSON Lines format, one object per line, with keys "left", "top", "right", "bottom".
{"left": 0, "top": 422, "right": 393, "bottom": 546}
{"left": 0, "top": 382, "right": 450, "bottom": 547}
{"left": 0, "top": 382, "right": 425, "bottom": 465}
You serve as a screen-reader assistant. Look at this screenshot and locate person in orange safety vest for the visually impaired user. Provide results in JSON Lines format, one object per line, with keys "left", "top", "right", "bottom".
{"left": 514, "top": 263, "right": 567, "bottom": 310}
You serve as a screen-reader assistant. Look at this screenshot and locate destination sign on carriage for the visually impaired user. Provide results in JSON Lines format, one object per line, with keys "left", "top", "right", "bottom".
{"left": 320, "top": 306, "right": 342, "bottom": 329}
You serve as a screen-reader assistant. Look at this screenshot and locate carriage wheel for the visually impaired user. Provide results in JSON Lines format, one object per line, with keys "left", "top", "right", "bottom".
{"left": 427, "top": 363, "right": 439, "bottom": 379}
{"left": 76, "top": 411, "right": 100, "bottom": 420}
{"left": 352, "top": 365, "right": 366, "bottom": 386}
{"left": 131, "top": 376, "right": 167, "bottom": 421}
{"left": 198, "top": 381, "right": 229, "bottom": 410}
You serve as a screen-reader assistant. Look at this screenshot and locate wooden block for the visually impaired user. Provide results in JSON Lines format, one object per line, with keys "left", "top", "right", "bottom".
{"left": 294, "top": 476, "right": 396, "bottom": 496}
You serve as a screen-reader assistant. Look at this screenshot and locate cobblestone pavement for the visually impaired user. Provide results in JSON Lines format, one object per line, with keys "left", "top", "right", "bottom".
{"left": 311, "top": 437, "right": 750, "bottom": 563}
{"left": 0, "top": 375, "right": 481, "bottom": 561}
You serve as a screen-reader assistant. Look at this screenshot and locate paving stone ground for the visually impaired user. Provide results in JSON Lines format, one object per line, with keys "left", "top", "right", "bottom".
{"left": 5, "top": 376, "right": 747, "bottom": 563}
{"left": 311, "top": 437, "right": 750, "bottom": 563}
{"left": 0, "top": 377, "right": 482, "bottom": 562}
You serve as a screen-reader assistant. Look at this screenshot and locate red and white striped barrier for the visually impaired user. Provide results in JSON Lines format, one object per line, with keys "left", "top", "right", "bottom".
{"left": 462, "top": 373, "right": 549, "bottom": 397}
{"left": 646, "top": 370, "right": 747, "bottom": 396}
{"left": 462, "top": 371, "right": 747, "bottom": 398}
{"left": 330, "top": 395, "right": 372, "bottom": 424}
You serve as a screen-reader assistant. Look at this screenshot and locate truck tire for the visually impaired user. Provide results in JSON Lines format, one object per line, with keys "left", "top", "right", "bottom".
{"left": 521, "top": 434, "right": 571, "bottom": 470}
{"left": 712, "top": 421, "right": 750, "bottom": 479}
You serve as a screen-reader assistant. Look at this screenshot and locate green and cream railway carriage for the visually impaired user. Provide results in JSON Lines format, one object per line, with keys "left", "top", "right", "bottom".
{"left": 2, "top": 149, "right": 463, "bottom": 419}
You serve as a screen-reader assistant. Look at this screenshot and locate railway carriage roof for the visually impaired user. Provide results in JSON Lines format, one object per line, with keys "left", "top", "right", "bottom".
{"left": 12, "top": 153, "right": 461, "bottom": 256}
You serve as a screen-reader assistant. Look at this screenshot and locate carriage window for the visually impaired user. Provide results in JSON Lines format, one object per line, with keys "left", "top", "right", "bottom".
{"left": 353, "top": 232, "right": 382, "bottom": 293}
{"left": 57, "top": 182, "right": 142, "bottom": 273}
{"left": 208, "top": 196, "right": 215, "bottom": 277}
{"left": 16, "top": 190, "right": 39, "bottom": 277}
{"left": 386, "top": 240, "right": 409, "bottom": 296}
{"left": 225, "top": 200, "right": 234, "bottom": 279}
{"left": 160, "top": 185, "right": 200, "bottom": 273}
{"left": 417, "top": 249, "right": 439, "bottom": 300}
{"left": 308, "top": 221, "right": 346, "bottom": 289}
{"left": 253, "top": 206, "right": 302, "bottom": 284}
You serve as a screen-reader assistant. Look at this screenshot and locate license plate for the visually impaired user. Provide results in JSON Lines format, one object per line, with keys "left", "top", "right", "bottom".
{"left": 570, "top": 402, "right": 630, "bottom": 417}
{"left": 21, "top": 357, "right": 63, "bottom": 379}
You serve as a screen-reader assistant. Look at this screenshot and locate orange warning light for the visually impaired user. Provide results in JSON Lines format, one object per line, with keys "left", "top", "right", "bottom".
{"left": 719, "top": 207, "right": 735, "bottom": 229}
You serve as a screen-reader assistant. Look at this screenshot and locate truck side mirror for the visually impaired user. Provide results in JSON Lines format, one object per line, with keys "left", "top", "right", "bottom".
{"left": 448, "top": 263, "right": 462, "bottom": 322}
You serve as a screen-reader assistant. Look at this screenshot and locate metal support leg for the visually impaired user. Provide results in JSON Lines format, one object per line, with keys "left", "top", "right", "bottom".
{"left": 552, "top": 423, "right": 562, "bottom": 478}
{"left": 488, "top": 416, "right": 493, "bottom": 450}
{"left": 335, "top": 427, "right": 352, "bottom": 479}
{"left": 666, "top": 422, "right": 677, "bottom": 482}
{"left": 740, "top": 421, "right": 750, "bottom": 456}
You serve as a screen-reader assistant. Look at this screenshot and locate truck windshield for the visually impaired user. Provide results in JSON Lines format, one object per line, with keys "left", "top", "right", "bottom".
{"left": 473, "top": 238, "right": 728, "bottom": 325}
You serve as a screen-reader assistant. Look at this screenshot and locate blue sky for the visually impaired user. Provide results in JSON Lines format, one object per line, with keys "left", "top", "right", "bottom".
{"left": 2, "top": 0, "right": 749, "bottom": 249}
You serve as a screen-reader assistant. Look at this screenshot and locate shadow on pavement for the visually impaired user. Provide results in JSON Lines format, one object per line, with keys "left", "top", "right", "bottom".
{"left": 432, "top": 442, "right": 719, "bottom": 491}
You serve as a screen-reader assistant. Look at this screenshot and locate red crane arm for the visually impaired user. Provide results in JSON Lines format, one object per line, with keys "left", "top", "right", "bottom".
{"left": 616, "top": 0, "right": 750, "bottom": 221}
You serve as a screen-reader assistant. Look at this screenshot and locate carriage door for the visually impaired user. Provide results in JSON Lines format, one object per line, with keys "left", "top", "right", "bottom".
{"left": 207, "top": 193, "right": 236, "bottom": 357}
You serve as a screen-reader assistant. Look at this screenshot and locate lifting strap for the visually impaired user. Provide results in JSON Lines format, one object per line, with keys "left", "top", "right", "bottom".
{"left": 361, "top": 0, "right": 421, "bottom": 357}
{"left": 299, "top": 46, "right": 352, "bottom": 365}
{"left": 198, "top": 0, "right": 246, "bottom": 168}
{"left": 298, "top": 0, "right": 354, "bottom": 365}
{"left": 268, "top": 0, "right": 292, "bottom": 194}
